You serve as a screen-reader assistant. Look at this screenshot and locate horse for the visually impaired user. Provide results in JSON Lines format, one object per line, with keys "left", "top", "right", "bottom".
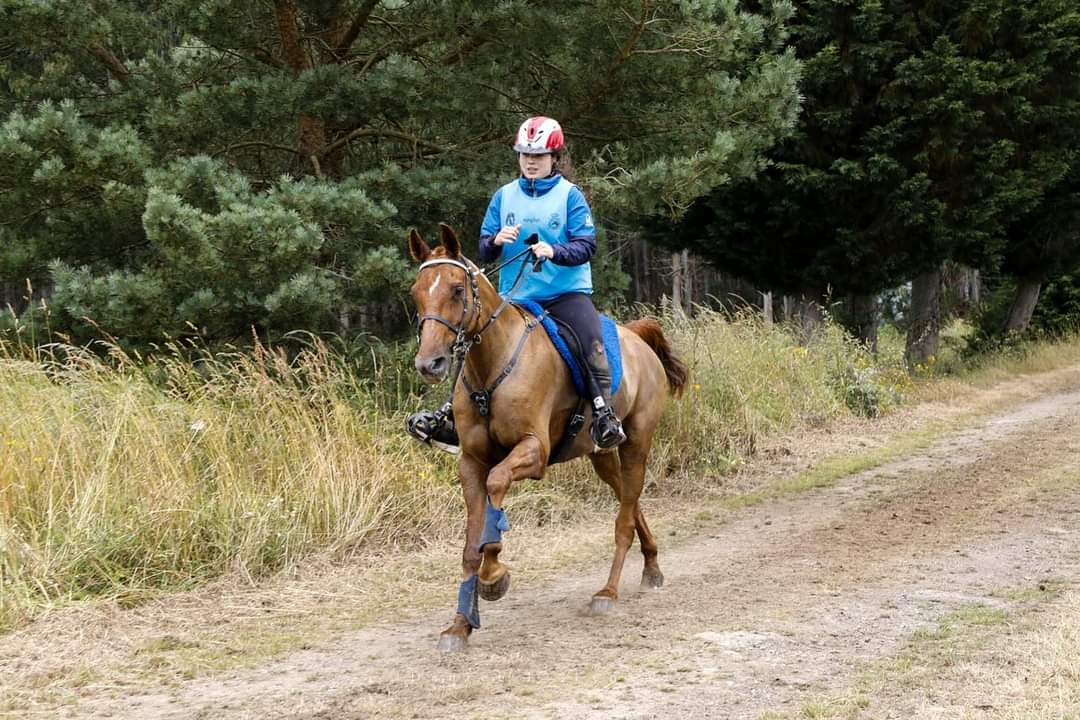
{"left": 408, "top": 223, "right": 689, "bottom": 652}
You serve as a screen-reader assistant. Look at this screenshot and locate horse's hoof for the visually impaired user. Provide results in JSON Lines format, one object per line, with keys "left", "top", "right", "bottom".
{"left": 478, "top": 570, "right": 510, "bottom": 601}
{"left": 641, "top": 567, "right": 665, "bottom": 590}
{"left": 588, "top": 596, "right": 616, "bottom": 616}
{"left": 437, "top": 633, "right": 469, "bottom": 653}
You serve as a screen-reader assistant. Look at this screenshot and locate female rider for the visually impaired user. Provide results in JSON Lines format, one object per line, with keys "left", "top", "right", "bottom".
{"left": 407, "top": 116, "right": 625, "bottom": 452}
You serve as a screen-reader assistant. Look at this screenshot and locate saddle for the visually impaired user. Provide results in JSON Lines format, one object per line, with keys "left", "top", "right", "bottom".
{"left": 512, "top": 300, "right": 623, "bottom": 397}
{"left": 512, "top": 300, "right": 623, "bottom": 463}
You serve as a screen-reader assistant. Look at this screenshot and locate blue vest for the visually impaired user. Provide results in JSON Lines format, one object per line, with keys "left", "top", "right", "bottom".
{"left": 497, "top": 177, "right": 593, "bottom": 301}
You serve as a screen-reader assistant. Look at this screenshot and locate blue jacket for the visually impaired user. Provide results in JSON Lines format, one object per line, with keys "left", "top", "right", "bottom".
{"left": 478, "top": 174, "right": 597, "bottom": 300}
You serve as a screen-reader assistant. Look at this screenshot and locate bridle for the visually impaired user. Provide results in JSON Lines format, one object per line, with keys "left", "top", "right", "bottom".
{"left": 414, "top": 247, "right": 546, "bottom": 417}
{"left": 414, "top": 257, "right": 486, "bottom": 357}
{"left": 414, "top": 245, "right": 540, "bottom": 354}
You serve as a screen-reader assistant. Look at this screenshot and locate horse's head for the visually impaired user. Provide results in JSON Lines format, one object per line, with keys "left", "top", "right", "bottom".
{"left": 408, "top": 223, "right": 482, "bottom": 384}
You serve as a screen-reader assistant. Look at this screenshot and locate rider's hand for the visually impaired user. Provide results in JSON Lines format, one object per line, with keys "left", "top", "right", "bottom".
{"left": 531, "top": 241, "right": 555, "bottom": 260}
{"left": 493, "top": 224, "right": 521, "bottom": 246}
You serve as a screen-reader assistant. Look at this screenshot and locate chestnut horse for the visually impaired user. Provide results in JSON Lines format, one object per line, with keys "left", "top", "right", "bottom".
{"left": 408, "top": 224, "right": 688, "bottom": 652}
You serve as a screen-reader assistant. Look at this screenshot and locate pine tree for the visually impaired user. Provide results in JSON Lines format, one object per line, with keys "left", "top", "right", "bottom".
{"left": 646, "top": 0, "right": 1080, "bottom": 364}
{"left": 0, "top": 1, "right": 801, "bottom": 344}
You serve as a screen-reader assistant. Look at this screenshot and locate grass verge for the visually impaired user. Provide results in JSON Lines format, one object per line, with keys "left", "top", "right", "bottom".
{"left": 0, "top": 311, "right": 1078, "bottom": 635}
{"left": 777, "top": 580, "right": 1079, "bottom": 720}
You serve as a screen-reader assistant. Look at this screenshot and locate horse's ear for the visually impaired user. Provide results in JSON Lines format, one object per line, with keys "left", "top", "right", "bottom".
{"left": 439, "top": 223, "right": 461, "bottom": 259}
{"left": 408, "top": 228, "right": 431, "bottom": 264}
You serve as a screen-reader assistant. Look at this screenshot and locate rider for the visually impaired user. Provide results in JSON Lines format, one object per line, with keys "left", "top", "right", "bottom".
{"left": 406, "top": 116, "right": 626, "bottom": 453}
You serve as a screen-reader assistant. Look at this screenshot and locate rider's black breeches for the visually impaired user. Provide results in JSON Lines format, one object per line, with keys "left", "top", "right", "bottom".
{"left": 539, "top": 292, "right": 604, "bottom": 379}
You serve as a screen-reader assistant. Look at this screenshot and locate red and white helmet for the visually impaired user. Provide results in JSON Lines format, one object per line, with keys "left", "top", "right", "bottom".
{"left": 513, "top": 116, "right": 565, "bottom": 155}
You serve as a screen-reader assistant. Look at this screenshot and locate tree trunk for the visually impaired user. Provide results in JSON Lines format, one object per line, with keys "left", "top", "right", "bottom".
{"left": 2, "top": 283, "right": 24, "bottom": 316}
{"left": 274, "top": 0, "right": 336, "bottom": 176}
{"left": 847, "top": 292, "right": 879, "bottom": 354}
{"left": 682, "top": 250, "right": 692, "bottom": 312}
{"left": 942, "top": 262, "right": 981, "bottom": 318}
{"left": 761, "top": 291, "right": 773, "bottom": 325}
{"left": 1002, "top": 278, "right": 1042, "bottom": 333}
{"left": 905, "top": 267, "right": 942, "bottom": 370}
{"left": 792, "top": 291, "right": 825, "bottom": 343}
{"left": 671, "top": 252, "right": 683, "bottom": 313}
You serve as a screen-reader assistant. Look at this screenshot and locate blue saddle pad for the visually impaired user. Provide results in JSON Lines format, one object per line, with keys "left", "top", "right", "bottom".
{"left": 513, "top": 300, "right": 622, "bottom": 398}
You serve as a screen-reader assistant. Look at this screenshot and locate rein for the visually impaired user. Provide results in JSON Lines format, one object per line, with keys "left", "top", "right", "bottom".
{"left": 415, "top": 249, "right": 547, "bottom": 420}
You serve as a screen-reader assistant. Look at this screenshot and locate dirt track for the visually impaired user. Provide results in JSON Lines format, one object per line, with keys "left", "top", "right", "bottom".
{"left": 9, "top": 368, "right": 1080, "bottom": 719}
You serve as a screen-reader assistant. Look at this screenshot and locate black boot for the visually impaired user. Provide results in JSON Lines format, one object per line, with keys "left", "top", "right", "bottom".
{"left": 586, "top": 343, "right": 626, "bottom": 449}
{"left": 405, "top": 401, "right": 460, "bottom": 454}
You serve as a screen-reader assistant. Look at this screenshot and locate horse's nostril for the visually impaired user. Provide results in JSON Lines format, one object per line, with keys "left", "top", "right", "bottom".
{"left": 430, "top": 356, "right": 448, "bottom": 375}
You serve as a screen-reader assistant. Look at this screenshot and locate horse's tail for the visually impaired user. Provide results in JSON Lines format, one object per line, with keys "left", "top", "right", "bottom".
{"left": 625, "top": 318, "right": 689, "bottom": 398}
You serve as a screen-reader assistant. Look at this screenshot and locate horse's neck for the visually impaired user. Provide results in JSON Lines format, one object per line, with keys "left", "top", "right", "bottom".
{"left": 465, "top": 281, "right": 526, "bottom": 385}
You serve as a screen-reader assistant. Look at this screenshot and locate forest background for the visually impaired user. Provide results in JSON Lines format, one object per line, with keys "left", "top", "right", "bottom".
{"left": 2, "top": 0, "right": 1078, "bottom": 364}
{"left": 3, "top": 0, "right": 1080, "bottom": 636}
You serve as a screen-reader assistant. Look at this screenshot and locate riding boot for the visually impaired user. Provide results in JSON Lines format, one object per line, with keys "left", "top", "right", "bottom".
{"left": 405, "top": 401, "right": 460, "bottom": 455}
{"left": 585, "top": 342, "right": 626, "bottom": 449}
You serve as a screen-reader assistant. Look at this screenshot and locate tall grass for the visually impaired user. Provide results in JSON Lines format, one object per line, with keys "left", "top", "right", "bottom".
{"left": 0, "top": 310, "right": 1070, "bottom": 631}
{"left": 652, "top": 309, "right": 909, "bottom": 479}
{"left": 0, "top": 337, "right": 460, "bottom": 629}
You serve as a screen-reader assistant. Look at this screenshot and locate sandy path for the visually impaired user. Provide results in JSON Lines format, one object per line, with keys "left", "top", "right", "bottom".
{"left": 50, "top": 376, "right": 1080, "bottom": 720}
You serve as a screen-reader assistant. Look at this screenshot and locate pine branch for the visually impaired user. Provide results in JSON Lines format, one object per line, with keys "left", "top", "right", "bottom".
{"left": 440, "top": 29, "right": 492, "bottom": 66}
{"left": 321, "top": 127, "right": 457, "bottom": 158}
{"left": 352, "top": 29, "right": 439, "bottom": 75}
{"left": 88, "top": 44, "right": 131, "bottom": 85}
{"left": 567, "top": 0, "right": 652, "bottom": 123}
{"left": 252, "top": 46, "right": 286, "bottom": 69}
{"left": 212, "top": 141, "right": 301, "bottom": 158}
{"left": 333, "top": 0, "right": 381, "bottom": 57}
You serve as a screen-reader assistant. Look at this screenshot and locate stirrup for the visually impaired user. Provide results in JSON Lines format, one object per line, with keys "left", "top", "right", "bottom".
{"left": 590, "top": 406, "right": 626, "bottom": 449}
{"left": 406, "top": 407, "right": 460, "bottom": 455}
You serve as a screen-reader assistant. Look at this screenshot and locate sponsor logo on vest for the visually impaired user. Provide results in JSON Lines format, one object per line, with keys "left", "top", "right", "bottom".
{"left": 547, "top": 213, "right": 561, "bottom": 230}
{"left": 506, "top": 213, "right": 516, "bottom": 225}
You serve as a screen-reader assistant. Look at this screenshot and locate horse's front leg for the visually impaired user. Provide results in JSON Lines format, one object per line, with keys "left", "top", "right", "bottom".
{"left": 438, "top": 453, "right": 488, "bottom": 653}
{"left": 478, "top": 434, "right": 547, "bottom": 602}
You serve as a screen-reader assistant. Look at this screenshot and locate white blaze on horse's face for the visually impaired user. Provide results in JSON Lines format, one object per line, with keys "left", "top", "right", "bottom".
{"left": 427, "top": 273, "right": 442, "bottom": 296}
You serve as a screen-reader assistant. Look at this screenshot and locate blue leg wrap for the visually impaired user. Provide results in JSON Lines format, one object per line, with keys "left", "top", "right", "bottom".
{"left": 456, "top": 575, "right": 480, "bottom": 628}
{"left": 478, "top": 496, "right": 510, "bottom": 551}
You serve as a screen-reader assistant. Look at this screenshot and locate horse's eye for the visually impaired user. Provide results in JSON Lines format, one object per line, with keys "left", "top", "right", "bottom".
{"left": 452, "top": 285, "right": 465, "bottom": 298}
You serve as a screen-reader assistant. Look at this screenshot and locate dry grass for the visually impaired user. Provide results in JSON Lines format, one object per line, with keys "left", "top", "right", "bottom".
{"left": 793, "top": 583, "right": 1080, "bottom": 720}
{"left": 1, "top": 312, "right": 1078, "bottom": 636}
{"left": 0, "top": 338, "right": 461, "bottom": 631}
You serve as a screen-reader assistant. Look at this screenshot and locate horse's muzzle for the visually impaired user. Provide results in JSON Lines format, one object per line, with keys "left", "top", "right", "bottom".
{"left": 415, "top": 353, "right": 450, "bottom": 383}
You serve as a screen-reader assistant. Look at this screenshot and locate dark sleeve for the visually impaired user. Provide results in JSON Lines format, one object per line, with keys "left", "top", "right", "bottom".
{"left": 552, "top": 185, "right": 597, "bottom": 266}
{"left": 551, "top": 235, "right": 597, "bottom": 266}
{"left": 478, "top": 189, "right": 503, "bottom": 263}
{"left": 478, "top": 234, "right": 500, "bottom": 263}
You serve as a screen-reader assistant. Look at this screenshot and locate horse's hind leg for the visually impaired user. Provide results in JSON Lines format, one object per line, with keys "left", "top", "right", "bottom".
{"left": 635, "top": 503, "right": 664, "bottom": 590}
{"left": 621, "top": 389, "right": 666, "bottom": 592}
{"left": 588, "top": 430, "right": 662, "bottom": 614}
